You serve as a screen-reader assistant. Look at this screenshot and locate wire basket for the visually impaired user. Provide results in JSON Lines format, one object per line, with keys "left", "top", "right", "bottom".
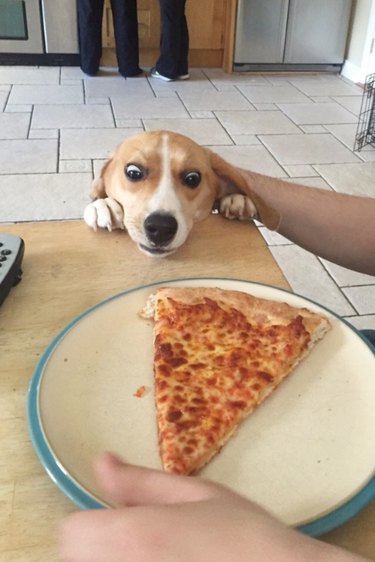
{"left": 354, "top": 73, "right": 375, "bottom": 151}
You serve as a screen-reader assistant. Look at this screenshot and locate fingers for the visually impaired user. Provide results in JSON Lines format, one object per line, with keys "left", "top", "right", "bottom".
{"left": 59, "top": 508, "right": 131, "bottom": 562}
{"left": 94, "top": 452, "right": 224, "bottom": 507}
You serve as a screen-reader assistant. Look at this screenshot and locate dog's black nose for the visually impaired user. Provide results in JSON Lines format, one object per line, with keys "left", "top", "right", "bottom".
{"left": 144, "top": 213, "right": 178, "bottom": 245}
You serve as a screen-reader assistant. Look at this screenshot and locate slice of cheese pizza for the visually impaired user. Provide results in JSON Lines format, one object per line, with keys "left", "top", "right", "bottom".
{"left": 142, "top": 286, "right": 331, "bottom": 475}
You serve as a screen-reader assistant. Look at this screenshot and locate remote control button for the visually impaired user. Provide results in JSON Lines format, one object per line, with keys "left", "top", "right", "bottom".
{"left": 0, "top": 256, "right": 6, "bottom": 262}
{"left": 0, "top": 242, "right": 3, "bottom": 247}
{"left": 1, "top": 249, "right": 11, "bottom": 255}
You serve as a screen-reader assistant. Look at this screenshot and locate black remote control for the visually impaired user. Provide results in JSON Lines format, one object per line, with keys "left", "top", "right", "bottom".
{"left": 0, "top": 233, "right": 25, "bottom": 306}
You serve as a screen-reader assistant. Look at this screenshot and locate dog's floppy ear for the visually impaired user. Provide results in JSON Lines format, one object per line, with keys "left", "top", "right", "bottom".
{"left": 90, "top": 158, "right": 113, "bottom": 199}
{"left": 208, "top": 149, "right": 280, "bottom": 230}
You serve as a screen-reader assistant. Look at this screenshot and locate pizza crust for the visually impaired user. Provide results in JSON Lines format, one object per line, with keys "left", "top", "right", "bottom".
{"left": 142, "top": 286, "right": 330, "bottom": 334}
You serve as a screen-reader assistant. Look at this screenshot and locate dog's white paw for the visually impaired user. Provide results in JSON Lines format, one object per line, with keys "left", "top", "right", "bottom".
{"left": 219, "top": 194, "right": 257, "bottom": 221}
{"left": 84, "top": 198, "right": 125, "bottom": 232}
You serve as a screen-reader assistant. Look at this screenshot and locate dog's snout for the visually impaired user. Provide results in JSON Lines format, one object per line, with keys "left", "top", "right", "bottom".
{"left": 144, "top": 213, "right": 178, "bottom": 245}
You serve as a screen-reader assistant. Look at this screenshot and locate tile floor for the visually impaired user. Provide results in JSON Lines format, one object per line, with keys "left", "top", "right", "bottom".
{"left": 0, "top": 65, "right": 374, "bottom": 330}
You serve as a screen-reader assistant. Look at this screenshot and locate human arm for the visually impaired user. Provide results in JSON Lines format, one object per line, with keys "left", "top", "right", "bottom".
{"left": 58, "top": 452, "right": 369, "bottom": 562}
{"left": 237, "top": 170, "right": 375, "bottom": 276}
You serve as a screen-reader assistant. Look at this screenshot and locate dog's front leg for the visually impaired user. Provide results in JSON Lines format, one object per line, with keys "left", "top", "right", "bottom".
{"left": 84, "top": 197, "right": 125, "bottom": 232}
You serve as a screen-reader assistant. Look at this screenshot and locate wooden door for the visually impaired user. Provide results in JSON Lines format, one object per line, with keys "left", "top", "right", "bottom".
{"left": 102, "top": 0, "right": 236, "bottom": 68}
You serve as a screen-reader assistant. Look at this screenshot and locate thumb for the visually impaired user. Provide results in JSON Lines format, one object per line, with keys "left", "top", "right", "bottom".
{"left": 94, "top": 451, "right": 222, "bottom": 507}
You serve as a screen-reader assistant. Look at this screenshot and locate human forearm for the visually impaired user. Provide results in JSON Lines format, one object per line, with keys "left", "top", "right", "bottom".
{"left": 241, "top": 170, "right": 375, "bottom": 276}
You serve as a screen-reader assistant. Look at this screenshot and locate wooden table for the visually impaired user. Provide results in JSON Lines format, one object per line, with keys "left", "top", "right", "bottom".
{"left": 1, "top": 217, "right": 374, "bottom": 561}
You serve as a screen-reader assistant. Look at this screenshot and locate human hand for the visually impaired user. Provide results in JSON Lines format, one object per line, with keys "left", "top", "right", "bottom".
{"left": 58, "top": 452, "right": 367, "bottom": 562}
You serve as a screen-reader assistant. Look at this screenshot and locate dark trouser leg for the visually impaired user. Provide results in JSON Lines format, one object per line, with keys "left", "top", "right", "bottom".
{"left": 110, "top": 0, "right": 141, "bottom": 77}
{"left": 360, "top": 329, "right": 375, "bottom": 349}
{"left": 156, "top": 0, "right": 189, "bottom": 79}
{"left": 77, "top": 0, "right": 104, "bottom": 75}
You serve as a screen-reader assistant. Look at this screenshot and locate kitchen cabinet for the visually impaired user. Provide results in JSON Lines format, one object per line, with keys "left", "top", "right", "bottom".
{"left": 102, "top": 0, "right": 235, "bottom": 68}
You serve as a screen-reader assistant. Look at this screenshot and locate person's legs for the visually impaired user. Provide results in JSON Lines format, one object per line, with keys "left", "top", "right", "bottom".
{"left": 77, "top": 0, "right": 104, "bottom": 75}
{"left": 155, "top": 0, "right": 188, "bottom": 79}
{"left": 177, "top": 9, "right": 189, "bottom": 77}
{"left": 110, "top": 0, "right": 142, "bottom": 77}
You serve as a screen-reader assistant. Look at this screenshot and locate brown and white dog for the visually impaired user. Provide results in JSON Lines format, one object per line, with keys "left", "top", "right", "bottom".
{"left": 84, "top": 130, "right": 259, "bottom": 257}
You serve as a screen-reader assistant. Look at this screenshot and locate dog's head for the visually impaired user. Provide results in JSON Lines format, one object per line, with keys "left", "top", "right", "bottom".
{"left": 91, "top": 130, "right": 249, "bottom": 257}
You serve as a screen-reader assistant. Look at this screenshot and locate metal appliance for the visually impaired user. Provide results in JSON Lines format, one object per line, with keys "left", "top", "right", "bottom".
{"left": 0, "top": 0, "right": 79, "bottom": 65}
{"left": 234, "top": 0, "right": 353, "bottom": 71}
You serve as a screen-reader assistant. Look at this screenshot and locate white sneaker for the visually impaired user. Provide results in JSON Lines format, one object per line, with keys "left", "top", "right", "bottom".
{"left": 150, "top": 68, "right": 174, "bottom": 82}
{"left": 150, "top": 67, "right": 190, "bottom": 82}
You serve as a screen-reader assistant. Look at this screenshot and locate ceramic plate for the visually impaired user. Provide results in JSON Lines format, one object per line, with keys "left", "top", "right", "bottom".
{"left": 27, "top": 277, "right": 375, "bottom": 536}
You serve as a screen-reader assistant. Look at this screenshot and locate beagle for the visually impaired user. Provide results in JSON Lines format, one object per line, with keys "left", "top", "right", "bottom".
{"left": 84, "top": 130, "right": 265, "bottom": 257}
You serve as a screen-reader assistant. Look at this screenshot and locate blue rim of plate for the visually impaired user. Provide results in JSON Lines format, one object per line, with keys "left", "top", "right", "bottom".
{"left": 26, "top": 276, "right": 375, "bottom": 536}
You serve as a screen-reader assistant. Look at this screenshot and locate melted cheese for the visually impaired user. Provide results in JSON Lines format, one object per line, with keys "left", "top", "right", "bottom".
{"left": 153, "top": 295, "right": 311, "bottom": 475}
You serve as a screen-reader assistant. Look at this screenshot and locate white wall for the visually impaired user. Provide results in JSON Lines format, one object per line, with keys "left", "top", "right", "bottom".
{"left": 342, "top": 0, "right": 375, "bottom": 82}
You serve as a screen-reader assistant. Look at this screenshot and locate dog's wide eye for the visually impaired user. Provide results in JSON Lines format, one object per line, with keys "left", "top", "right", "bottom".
{"left": 125, "top": 164, "right": 144, "bottom": 181}
{"left": 182, "top": 171, "right": 201, "bottom": 189}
